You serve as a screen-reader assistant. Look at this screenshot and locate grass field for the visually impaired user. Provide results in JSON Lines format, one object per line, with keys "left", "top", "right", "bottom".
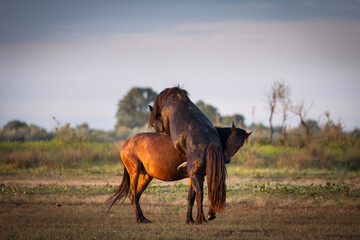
{"left": 1, "top": 174, "right": 360, "bottom": 240}
{"left": 1, "top": 140, "right": 359, "bottom": 239}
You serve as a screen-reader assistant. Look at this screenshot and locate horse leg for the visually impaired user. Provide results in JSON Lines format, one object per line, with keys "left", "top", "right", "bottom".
{"left": 186, "top": 179, "right": 196, "bottom": 224}
{"left": 127, "top": 160, "right": 147, "bottom": 223}
{"left": 199, "top": 176, "right": 207, "bottom": 223}
{"left": 135, "top": 171, "right": 153, "bottom": 223}
{"left": 190, "top": 175, "right": 206, "bottom": 224}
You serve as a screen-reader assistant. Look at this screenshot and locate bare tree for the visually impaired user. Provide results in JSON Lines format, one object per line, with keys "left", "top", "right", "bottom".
{"left": 292, "top": 101, "right": 313, "bottom": 143}
{"left": 278, "top": 84, "right": 291, "bottom": 145}
{"left": 279, "top": 97, "right": 291, "bottom": 145}
{"left": 267, "top": 80, "right": 289, "bottom": 144}
{"left": 267, "top": 83, "right": 277, "bottom": 144}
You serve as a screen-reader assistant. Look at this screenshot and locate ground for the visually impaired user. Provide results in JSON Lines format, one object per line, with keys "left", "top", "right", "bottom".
{"left": 1, "top": 175, "right": 360, "bottom": 240}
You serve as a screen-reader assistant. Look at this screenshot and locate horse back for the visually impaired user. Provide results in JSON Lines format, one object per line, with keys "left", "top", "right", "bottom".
{"left": 165, "top": 100, "right": 222, "bottom": 155}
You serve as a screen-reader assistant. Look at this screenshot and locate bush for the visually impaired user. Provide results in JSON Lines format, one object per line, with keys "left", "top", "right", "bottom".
{"left": 0, "top": 140, "right": 123, "bottom": 172}
{"left": 232, "top": 141, "right": 360, "bottom": 171}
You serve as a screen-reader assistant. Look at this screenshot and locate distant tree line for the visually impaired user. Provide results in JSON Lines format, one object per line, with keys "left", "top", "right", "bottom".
{"left": 0, "top": 120, "right": 53, "bottom": 142}
{"left": 1, "top": 86, "right": 359, "bottom": 144}
{"left": 115, "top": 87, "right": 246, "bottom": 132}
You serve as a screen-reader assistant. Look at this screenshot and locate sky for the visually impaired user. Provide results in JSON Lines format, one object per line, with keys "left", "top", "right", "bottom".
{"left": 1, "top": 0, "right": 360, "bottom": 131}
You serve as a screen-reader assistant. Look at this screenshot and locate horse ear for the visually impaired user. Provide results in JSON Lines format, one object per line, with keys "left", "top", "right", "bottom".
{"left": 232, "top": 121, "right": 236, "bottom": 132}
{"left": 148, "top": 105, "right": 153, "bottom": 112}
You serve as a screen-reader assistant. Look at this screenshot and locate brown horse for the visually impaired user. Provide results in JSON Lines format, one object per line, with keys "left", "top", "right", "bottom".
{"left": 108, "top": 124, "right": 251, "bottom": 223}
{"left": 148, "top": 87, "right": 228, "bottom": 224}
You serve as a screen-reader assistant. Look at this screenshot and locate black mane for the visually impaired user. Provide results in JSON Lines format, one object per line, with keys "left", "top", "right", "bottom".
{"left": 215, "top": 127, "right": 232, "bottom": 150}
{"left": 148, "top": 87, "right": 189, "bottom": 128}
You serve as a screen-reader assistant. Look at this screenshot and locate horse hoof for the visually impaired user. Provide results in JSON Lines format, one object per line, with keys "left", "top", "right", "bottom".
{"left": 194, "top": 220, "right": 203, "bottom": 225}
{"left": 208, "top": 215, "right": 216, "bottom": 221}
{"left": 186, "top": 219, "right": 195, "bottom": 225}
{"left": 138, "top": 218, "right": 152, "bottom": 223}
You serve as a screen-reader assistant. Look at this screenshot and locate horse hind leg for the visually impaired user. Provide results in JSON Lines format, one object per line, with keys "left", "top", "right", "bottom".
{"left": 127, "top": 157, "right": 149, "bottom": 223}
{"left": 190, "top": 175, "right": 206, "bottom": 225}
{"left": 186, "top": 179, "right": 196, "bottom": 224}
{"left": 135, "top": 171, "right": 153, "bottom": 223}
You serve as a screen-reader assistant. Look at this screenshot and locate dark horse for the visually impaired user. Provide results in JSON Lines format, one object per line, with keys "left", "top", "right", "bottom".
{"left": 107, "top": 124, "right": 251, "bottom": 223}
{"left": 148, "top": 87, "right": 228, "bottom": 224}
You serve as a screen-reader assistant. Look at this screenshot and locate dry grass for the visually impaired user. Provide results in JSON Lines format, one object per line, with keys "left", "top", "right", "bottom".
{"left": 1, "top": 195, "right": 359, "bottom": 240}
{"left": 1, "top": 176, "right": 360, "bottom": 240}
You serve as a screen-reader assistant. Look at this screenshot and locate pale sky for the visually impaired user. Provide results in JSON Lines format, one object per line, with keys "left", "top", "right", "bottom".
{"left": 1, "top": 1, "right": 360, "bottom": 131}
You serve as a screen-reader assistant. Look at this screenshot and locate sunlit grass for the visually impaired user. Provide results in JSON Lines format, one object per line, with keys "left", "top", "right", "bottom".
{"left": 1, "top": 140, "right": 359, "bottom": 179}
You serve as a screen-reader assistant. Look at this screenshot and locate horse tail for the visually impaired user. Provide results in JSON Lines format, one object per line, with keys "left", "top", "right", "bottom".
{"left": 107, "top": 166, "right": 130, "bottom": 212}
{"left": 206, "top": 143, "right": 227, "bottom": 213}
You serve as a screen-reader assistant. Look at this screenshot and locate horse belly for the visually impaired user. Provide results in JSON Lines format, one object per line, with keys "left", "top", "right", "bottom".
{"left": 143, "top": 153, "right": 188, "bottom": 181}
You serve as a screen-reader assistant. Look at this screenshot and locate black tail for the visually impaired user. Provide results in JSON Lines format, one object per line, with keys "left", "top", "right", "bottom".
{"left": 206, "top": 143, "right": 227, "bottom": 213}
{"left": 107, "top": 167, "right": 130, "bottom": 212}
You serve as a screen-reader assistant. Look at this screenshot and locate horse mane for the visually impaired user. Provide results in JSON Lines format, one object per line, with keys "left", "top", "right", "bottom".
{"left": 149, "top": 86, "right": 189, "bottom": 128}
{"left": 215, "top": 127, "right": 232, "bottom": 150}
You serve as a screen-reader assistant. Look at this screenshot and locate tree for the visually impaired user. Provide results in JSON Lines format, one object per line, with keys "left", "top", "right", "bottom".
{"left": 292, "top": 101, "right": 314, "bottom": 144}
{"left": 0, "top": 120, "right": 50, "bottom": 141}
{"left": 221, "top": 114, "right": 245, "bottom": 127}
{"left": 267, "top": 80, "right": 289, "bottom": 144}
{"left": 116, "top": 87, "right": 157, "bottom": 129}
{"left": 278, "top": 83, "right": 291, "bottom": 145}
{"left": 196, "top": 100, "right": 220, "bottom": 124}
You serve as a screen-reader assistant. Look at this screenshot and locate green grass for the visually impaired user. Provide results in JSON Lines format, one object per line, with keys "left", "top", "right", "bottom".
{"left": 2, "top": 181, "right": 359, "bottom": 200}
{"left": 1, "top": 140, "right": 360, "bottom": 180}
{"left": 226, "top": 166, "right": 360, "bottom": 178}
{"left": 233, "top": 142, "right": 360, "bottom": 170}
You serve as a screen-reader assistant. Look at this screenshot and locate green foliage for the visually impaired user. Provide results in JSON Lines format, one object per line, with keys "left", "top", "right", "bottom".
{"left": 116, "top": 87, "right": 157, "bottom": 129}
{"left": 1, "top": 137, "right": 359, "bottom": 175}
{"left": 0, "top": 120, "right": 52, "bottom": 141}
{"left": 196, "top": 100, "right": 220, "bottom": 123}
{"left": 221, "top": 114, "right": 245, "bottom": 127}
{"left": 52, "top": 117, "right": 119, "bottom": 143}
{"left": 196, "top": 100, "right": 245, "bottom": 126}
{"left": 232, "top": 141, "right": 360, "bottom": 171}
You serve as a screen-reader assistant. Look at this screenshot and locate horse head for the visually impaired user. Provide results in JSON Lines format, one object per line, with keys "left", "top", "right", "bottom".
{"left": 223, "top": 122, "right": 252, "bottom": 164}
{"left": 177, "top": 122, "right": 252, "bottom": 170}
{"left": 148, "top": 86, "right": 189, "bottom": 134}
{"left": 148, "top": 105, "right": 165, "bottom": 133}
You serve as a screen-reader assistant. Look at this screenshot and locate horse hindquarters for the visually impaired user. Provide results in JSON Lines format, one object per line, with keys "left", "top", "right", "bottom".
{"left": 110, "top": 140, "right": 153, "bottom": 223}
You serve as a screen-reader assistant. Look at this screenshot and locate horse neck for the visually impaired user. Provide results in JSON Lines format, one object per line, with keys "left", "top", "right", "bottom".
{"left": 215, "top": 127, "right": 232, "bottom": 150}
